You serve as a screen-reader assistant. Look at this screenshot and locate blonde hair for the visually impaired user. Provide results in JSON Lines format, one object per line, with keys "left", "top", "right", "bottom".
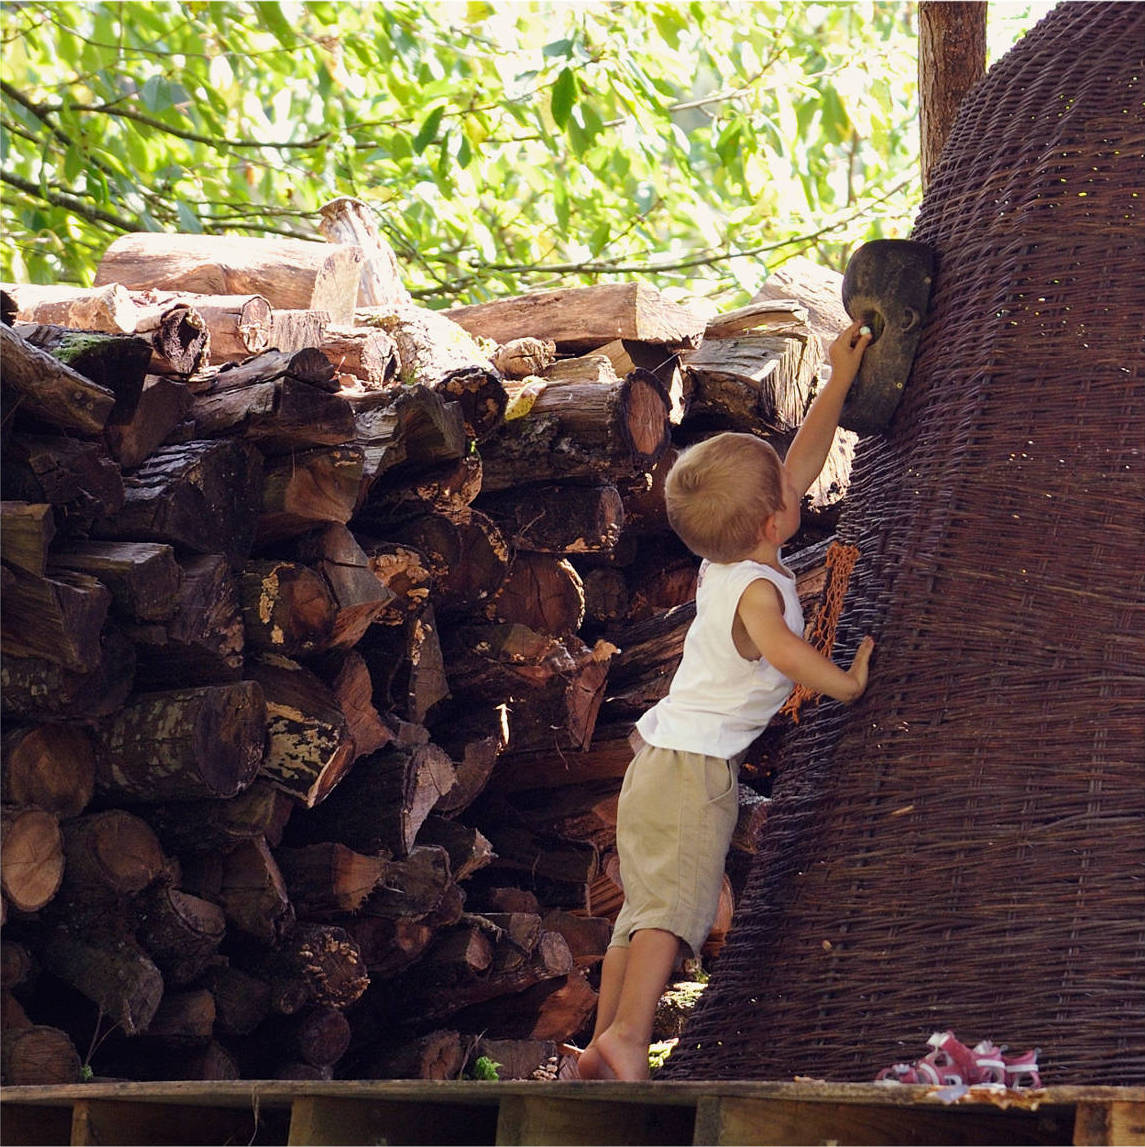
{"left": 665, "top": 432, "right": 785, "bottom": 562}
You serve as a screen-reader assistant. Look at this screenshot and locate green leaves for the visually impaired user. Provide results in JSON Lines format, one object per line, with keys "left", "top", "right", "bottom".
{"left": 2, "top": 0, "right": 930, "bottom": 302}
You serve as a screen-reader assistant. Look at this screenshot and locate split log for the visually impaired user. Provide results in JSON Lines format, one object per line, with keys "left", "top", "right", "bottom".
{"left": 95, "top": 232, "right": 363, "bottom": 324}
{"left": 541, "top": 910, "right": 612, "bottom": 968}
{"left": 124, "top": 553, "right": 243, "bottom": 687}
{"left": 0, "top": 566, "right": 111, "bottom": 673}
{"left": 0, "top": 627, "right": 135, "bottom": 721}
{"left": 318, "top": 196, "right": 413, "bottom": 309}
{"left": 257, "top": 445, "right": 365, "bottom": 545}
{"left": 218, "top": 836, "right": 294, "bottom": 946}
{"left": 140, "top": 780, "right": 293, "bottom": 857}
{"left": 192, "top": 354, "right": 354, "bottom": 453}
{"left": 541, "top": 353, "right": 618, "bottom": 385}
{"left": 322, "top": 324, "right": 399, "bottom": 387}
{"left": 420, "top": 918, "right": 496, "bottom": 978}
{"left": 357, "top": 845, "right": 453, "bottom": 920}
{"left": 451, "top": 966, "right": 597, "bottom": 1043}
{"left": 0, "top": 322, "right": 116, "bottom": 435}
{"left": 92, "top": 439, "right": 263, "bottom": 568}
{"left": 490, "top": 553, "right": 585, "bottom": 638}
{"left": 431, "top": 731, "right": 502, "bottom": 818}
{"left": 0, "top": 501, "right": 54, "bottom": 575}
{"left": 445, "top": 283, "right": 707, "bottom": 352}
{"left": 416, "top": 817, "right": 494, "bottom": 882}
{"left": 274, "top": 842, "right": 389, "bottom": 918}
{"left": 270, "top": 308, "right": 329, "bottom": 353}
{"left": 581, "top": 565, "right": 629, "bottom": 629}
{"left": 247, "top": 656, "right": 355, "bottom": 808}
{"left": 477, "top": 483, "right": 624, "bottom": 554}
{"left": 133, "top": 303, "right": 210, "bottom": 375}
{"left": 347, "top": 383, "right": 467, "bottom": 488}
{"left": 2, "top": 433, "right": 125, "bottom": 529}
{"left": 476, "top": 1037, "right": 561, "bottom": 1080}
{"left": 255, "top": 1005, "right": 353, "bottom": 1071}
{"left": 474, "top": 808, "right": 599, "bottom": 886}
{"left": 13, "top": 323, "right": 151, "bottom": 421}
{"left": 41, "top": 927, "right": 163, "bottom": 1036}
{"left": 391, "top": 508, "right": 509, "bottom": 616}
{"left": 508, "top": 779, "right": 621, "bottom": 852}
{"left": 1, "top": 724, "right": 95, "bottom": 818}
{"left": 58, "top": 809, "right": 166, "bottom": 903}
{"left": 361, "top": 541, "right": 435, "bottom": 624}
{"left": 2, "top": 280, "right": 138, "bottom": 332}
{"left": 342, "top": 916, "right": 435, "bottom": 979}
{"left": 594, "top": 338, "right": 692, "bottom": 424}
{"left": 313, "top": 649, "right": 394, "bottom": 762}
{"left": 132, "top": 292, "right": 270, "bottom": 362}
{"left": 361, "top": 1029, "right": 466, "bottom": 1081}
{"left": 240, "top": 559, "right": 337, "bottom": 657}
{"left": 93, "top": 682, "right": 265, "bottom": 803}
{"left": 285, "top": 742, "right": 454, "bottom": 857}
{"left": 355, "top": 454, "right": 481, "bottom": 530}
{"left": 0, "top": 806, "right": 65, "bottom": 912}
{"left": 294, "top": 524, "right": 395, "bottom": 650}
{"left": 103, "top": 374, "right": 194, "bottom": 470}
{"left": 140, "top": 988, "right": 216, "bottom": 1047}
{"left": 50, "top": 541, "right": 181, "bottom": 623}
{"left": 1, "top": 1024, "right": 82, "bottom": 1085}
{"left": 492, "top": 337, "right": 556, "bottom": 378}
{"left": 359, "top": 603, "right": 448, "bottom": 725}
{"left": 354, "top": 305, "right": 506, "bottom": 440}
{"left": 489, "top": 720, "right": 636, "bottom": 795}
{"left": 479, "top": 370, "right": 671, "bottom": 493}
{"left": 136, "top": 885, "right": 226, "bottom": 987}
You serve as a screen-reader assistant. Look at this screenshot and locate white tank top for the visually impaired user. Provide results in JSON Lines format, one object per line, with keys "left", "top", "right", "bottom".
{"left": 635, "top": 557, "right": 804, "bottom": 759}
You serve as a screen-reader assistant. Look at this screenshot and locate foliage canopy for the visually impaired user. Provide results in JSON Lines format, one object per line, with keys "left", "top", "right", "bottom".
{"left": 0, "top": 2, "right": 983, "bottom": 307}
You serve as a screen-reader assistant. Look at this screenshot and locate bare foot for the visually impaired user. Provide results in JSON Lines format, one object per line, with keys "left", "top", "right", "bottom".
{"left": 593, "top": 1026, "right": 650, "bottom": 1081}
{"left": 575, "top": 1041, "right": 617, "bottom": 1080}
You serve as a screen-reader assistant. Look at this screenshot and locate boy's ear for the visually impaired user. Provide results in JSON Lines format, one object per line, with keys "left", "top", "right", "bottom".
{"left": 761, "top": 513, "right": 781, "bottom": 545}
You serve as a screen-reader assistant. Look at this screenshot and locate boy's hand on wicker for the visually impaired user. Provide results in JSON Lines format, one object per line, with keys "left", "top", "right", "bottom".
{"left": 827, "top": 320, "right": 873, "bottom": 386}
{"left": 843, "top": 635, "right": 875, "bottom": 702}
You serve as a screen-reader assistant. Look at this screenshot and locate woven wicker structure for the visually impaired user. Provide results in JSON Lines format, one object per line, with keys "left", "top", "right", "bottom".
{"left": 662, "top": 2, "right": 1145, "bottom": 1085}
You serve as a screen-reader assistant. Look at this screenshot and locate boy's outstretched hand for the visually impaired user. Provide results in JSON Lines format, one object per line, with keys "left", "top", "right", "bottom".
{"left": 828, "top": 320, "right": 873, "bottom": 387}
{"left": 844, "top": 635, "right": 876, "bottom": 702}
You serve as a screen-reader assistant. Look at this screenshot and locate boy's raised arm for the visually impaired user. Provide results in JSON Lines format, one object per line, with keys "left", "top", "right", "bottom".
{"left": 784, "top": 320, "right": 871, "bottom": 498}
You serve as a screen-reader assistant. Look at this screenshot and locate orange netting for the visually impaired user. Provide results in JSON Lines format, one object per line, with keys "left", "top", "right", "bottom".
{"left": 779, "top": 541, "right": 860, "bottom": 723}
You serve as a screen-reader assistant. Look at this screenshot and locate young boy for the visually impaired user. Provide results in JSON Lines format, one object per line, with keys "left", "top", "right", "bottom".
{"left": 577, "top": 320, "right": 876, "bottom": 1081}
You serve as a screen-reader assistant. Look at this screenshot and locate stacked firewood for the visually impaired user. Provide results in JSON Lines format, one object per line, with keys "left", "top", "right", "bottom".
{"left": 0, "top": 207, "right": 852, "bottom": 1086}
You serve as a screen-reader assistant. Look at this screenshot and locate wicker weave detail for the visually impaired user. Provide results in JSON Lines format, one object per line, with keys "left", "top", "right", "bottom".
{"left": 662, "top": 1, "right": 1145, "bottom": 1085}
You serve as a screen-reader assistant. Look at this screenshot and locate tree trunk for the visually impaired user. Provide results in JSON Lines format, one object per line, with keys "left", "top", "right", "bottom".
{"left": 919, "top": 2, "right": 987, "bottom": 189}
{"left": 95, "top": 232, "right": 363, "bottom": 324}
{"left": 92, "top": 681, "right": 266, "bottom": 802}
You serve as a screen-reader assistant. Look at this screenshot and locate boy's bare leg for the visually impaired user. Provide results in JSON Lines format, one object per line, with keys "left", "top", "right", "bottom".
{"left": 589, "top": 928, "right": 681, "bottom": 1081}
{"left": 577, "top": 945, "right": 628, "bottom": 1079}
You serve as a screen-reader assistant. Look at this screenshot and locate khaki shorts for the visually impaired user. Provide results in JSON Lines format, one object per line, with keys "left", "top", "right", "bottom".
{"left": 609, "top": 742, "right": 740, "bottom": 959}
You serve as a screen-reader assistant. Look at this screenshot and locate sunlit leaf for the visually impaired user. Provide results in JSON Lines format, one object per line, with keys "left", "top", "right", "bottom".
{"left": 551, "top": 67, "right": 577, "bottom": 129}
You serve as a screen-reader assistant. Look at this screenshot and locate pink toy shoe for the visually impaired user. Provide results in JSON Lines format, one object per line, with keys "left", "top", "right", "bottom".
{"left": 1003, "top": 1046, "right": 1042, "bottom": 1089}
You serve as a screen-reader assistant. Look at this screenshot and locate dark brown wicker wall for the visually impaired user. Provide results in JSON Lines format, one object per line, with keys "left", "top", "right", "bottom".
{"left": 662, "top": 1, "right": 1145, "bottom": 1085}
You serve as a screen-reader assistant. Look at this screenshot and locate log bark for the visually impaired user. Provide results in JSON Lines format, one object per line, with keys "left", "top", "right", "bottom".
{"left": 0, "top": 806, "right": 65, "bottom": 912}
{"left": 41, "top": 927, "right": 163, "bottom": 1036}
{"left": 92, "top": 439, "right": 263, "bottom": 567}
{"left": 0, "top": 566, "right": 111, "bottom": 673}
{"left": 540, "top": 910, "right": 612, "bottom": 968}
{"left": 141, "top": 779, "right": 293, "bottom": 857}
{"left": 103, "top": 374, "right": 194, "bottom": 470}
{"left": 477, "top": 483, "right": 624, "bottom": 554}
{"left": 2, "top": 433, "right": 125, "bottom": 530}
{"left": 270, "top": 308, "right": 329, "bottom": 353}
{"left": 13, "top": 323, "right": 151, "bottom": 421}
{"left": 2, "top": 280, "right": 138, "bottom": 332}
{"left": 124, "top": 553, "right": 244, "bottom": 687}
{"left": 416, "top": 816, "right": 494, "bottom": 882}
{"left": 445, "top": 283, "right": 706, "bottom": 352}
{"left": 50, "top": 541, "right": 182, "bottom": 623}
{"left": 203, "top": 965, "right": 272, "bottom": 1037}
{"left": 257, "top": 445, "right": 365, "bottom": 545}
{"left": 286, "top": 741, "right": 455, "bottom": 858}
{"left": 318, "top": 196, "right": 413, "bottom": 309}
{"left": 0, "top": 627, "right": 135, "bottom": 721}
{"left": 355, "top": 454, "right": 481, "bottom": 530}
{"left": 479, "top": 370, "right": 671, "bottom": 492}
{"left": 1, "top": 1024, "right": 82, "bottom": 1085}
{"left": 246, "top": 656, "right": 355, "bottom": 808}
{"left": 136, "top": 885, "right": 226, "bottom": 987}
{"left": 354, "top": 305, "right": 505, "bottom": 440}
{"left": 192, "top": 357, "right": 354, "bottom": 454}
{"left": 1, "top": 723, "right": 95, "bottom": 818}
{"left": 0, "top": 323, "right": 116, "bottom": 435}
{"left": 95, "top": 232, "right": 363, "bottom": 324}
{"left": 361, "top": 541, "right": 436, "bottom": 625}
{"left": 0, "top": 500, "right": 55, "bottom": 575}
{"left": 132, "top": 303, "right": 211, "bottom": 375}
{"left": 92, "top": 681, "right": 266, "bottom": 802}
{"left": 357, "top": 844, "right": 453, "bottom": 920}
